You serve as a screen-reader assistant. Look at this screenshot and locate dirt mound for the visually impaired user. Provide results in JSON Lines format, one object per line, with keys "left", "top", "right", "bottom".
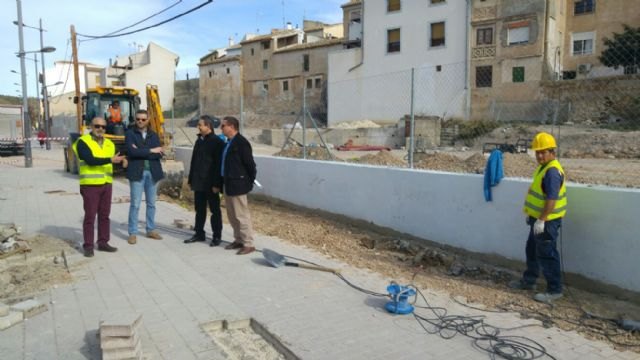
{"left": 350, "top": 150, "right": 406, "bottom": 167}
{"left": 274, "top": 146, "right": 338, "bottom": 161}
{"left": 414, "top": 152, "right": 483, "bottom": 173}
{"left": 332, "top": 120, "right": 381, "bottom": 129}
{"left": 503, "top": 153, "right": 537, "bottom": 178}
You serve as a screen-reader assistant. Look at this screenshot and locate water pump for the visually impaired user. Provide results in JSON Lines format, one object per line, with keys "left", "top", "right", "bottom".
{"left": 385, "top": 282, "right": 416, "bottom": 315}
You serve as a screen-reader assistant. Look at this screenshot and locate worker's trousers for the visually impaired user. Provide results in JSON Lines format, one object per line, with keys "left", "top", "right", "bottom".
{"left": 80, "top": 184, "right": 112, "bottom": 250}
{"left": 522, "top": 217, "right": 563, "bottom": 294}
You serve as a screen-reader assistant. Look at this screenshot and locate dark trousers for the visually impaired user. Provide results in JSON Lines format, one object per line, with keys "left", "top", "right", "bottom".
{"left": 522, "top": 217, "right": 563, "bottom": 294}
{"left": 193, "top": 190, "right": 222, "bottom": 239}
{"left": 80, "top": 184, "right": 112, "bottom": 250}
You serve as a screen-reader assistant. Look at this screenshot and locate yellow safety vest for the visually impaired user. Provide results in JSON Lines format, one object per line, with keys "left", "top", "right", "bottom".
{"left": 72, "top": 134, "right": 115, "bottom": 185}
{"left": 523, "top": 159, "right": 567, "bottom": 220}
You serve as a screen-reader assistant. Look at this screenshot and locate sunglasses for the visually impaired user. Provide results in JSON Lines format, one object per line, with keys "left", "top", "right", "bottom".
{"left": 135, "top": 117, "right": 148, "bottom": 122}
{"left": 93, "top": 124, "right": 106, "bottom": 129}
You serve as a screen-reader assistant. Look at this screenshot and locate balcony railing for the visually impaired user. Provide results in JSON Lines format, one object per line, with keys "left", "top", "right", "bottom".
{"left": 472, "top": 46, "right": 496, "bottom": 59}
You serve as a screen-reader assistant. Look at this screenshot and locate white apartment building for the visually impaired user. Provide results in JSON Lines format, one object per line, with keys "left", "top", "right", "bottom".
{"left": 105, "top": 42, "right": 179, "bottom": 111}
{"left": 328, "top": 0, "right": 470, "bottom": 125}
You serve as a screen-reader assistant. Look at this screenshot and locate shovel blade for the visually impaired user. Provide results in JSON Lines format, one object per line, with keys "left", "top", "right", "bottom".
{"left": 262, "top": 248, "right": 286, "bottom": 268}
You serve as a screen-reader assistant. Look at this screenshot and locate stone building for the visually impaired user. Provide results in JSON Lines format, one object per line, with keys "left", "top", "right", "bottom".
{"left": 198, "top": 41, "right": 242, "bottom": 117}
{"left": 561, "top": 0, "right": 640, "bottom": 79}
{"left": 469, "top": 0, "right": 565, "bottom": 121}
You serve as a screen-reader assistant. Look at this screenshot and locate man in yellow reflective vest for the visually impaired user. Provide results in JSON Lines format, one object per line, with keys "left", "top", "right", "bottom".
{"left": 73, "top": 117, "right": 126, "bottom": 257}
{"left": 509, "top": 132, "right": 567, "bottom": 303}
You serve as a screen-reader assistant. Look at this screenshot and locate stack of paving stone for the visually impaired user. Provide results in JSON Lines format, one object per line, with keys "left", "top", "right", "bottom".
{"left": 99, "top": 314, "right": 143, "bottom": 360}
{"left": 0, "top": 299, "right": 47, "bottom": 331}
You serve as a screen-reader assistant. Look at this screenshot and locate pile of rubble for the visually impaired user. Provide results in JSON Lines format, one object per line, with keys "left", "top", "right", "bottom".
{"left": 349, "top": 150, "right": 406, "bottom": 167}
{"left": 274, "top": 146, "right": 338, "bottom": 161}
{"left": 0, "top": 224, "right": 29, "bottom": 259}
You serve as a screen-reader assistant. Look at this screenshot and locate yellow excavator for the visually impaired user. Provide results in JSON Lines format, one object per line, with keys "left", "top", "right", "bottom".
{"left": 63, "top": 84, "right": 170, "bottom": 173}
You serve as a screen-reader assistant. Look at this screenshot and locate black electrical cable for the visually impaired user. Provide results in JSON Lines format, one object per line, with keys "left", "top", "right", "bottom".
{"left": 77, "top": 0, "right": 212, "bottom": 39}
{"left": 102, "top": 0, "right": 183, "bottom": 37}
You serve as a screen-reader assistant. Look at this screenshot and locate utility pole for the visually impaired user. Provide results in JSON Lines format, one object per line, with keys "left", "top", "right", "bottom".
{"left": 71, "top": 25, "right": 82, "bottom": 133}
{"left": 39, "top": 18, "right": 52, "bottom": 150}
{"left": 16, "top": 0, "right": 32, "bottom": 167}
{"left": 32, "top": 54, "right": 40, "bottom": 127}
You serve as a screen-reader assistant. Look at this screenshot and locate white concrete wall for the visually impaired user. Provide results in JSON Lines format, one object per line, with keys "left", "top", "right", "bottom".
{"left": 174, "top": 148, "right": 640, "bottom": 293}
{"left": 328, "top": 1, "right": 468, "bottom": 125}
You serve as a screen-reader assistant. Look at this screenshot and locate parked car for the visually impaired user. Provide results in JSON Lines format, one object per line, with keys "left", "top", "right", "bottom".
{"left": 186, "top": 114, "right": 220, "bottom": 128}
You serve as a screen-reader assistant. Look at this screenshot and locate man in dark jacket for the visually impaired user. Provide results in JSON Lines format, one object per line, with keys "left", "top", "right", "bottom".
{"left": 220, "top": 116, "right": 257, "bottom": 255}
{"left": 185, "top": 115, "right": 225, "bottom": 246}
{"left": 125, "top": 110, "right": 164, "bottom": 245}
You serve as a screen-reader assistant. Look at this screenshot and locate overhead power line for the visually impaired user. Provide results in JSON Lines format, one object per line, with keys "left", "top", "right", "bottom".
{"left": 100, "top": 0, "right": 183, "bottom": 38}
{"left": 77, "top": 0, "right": 212, "bottom": 40}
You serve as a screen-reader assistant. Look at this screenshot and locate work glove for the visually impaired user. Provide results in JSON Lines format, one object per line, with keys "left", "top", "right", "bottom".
{"left": 533, "top": 219, "right": 545, "bottom": 236}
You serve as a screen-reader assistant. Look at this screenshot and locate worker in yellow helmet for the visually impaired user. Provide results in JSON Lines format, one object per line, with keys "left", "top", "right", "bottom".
{"left": 509, "top": 132, "right": 567, "bottom": 303}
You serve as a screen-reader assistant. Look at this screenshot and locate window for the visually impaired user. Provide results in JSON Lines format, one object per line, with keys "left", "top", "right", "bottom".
{"left": 508, "top": 22, "right": 530, "bottom": 45}
{"left": 574, "top": 0, "right": 595, "bottom": 15}
{"left": 430, "top": 22, "right": 445, "bottom": 47}
{"left": 436, "top": 65, "right": 442, "bottom": 72}
{"left": 476, "top": 66, "right": 492, "bottom": 88}
{"left": 315, "top": 78, "right": 322, "bottom": 88}
{"left": 572, "top": 31, "right": 594, "bottom": 55}
{"left": 387, "top": 0, "right": 400, "bottom": 12}
{"left": 208, "top": 71, "right": 212, "bottom": 78}
{"left": 476, "top": 28, "right": 493, "bottom": 45}
{"left": 251, "top": 48, "right": 254, "bottom": 56}
{"left": 306, "top": 79, "right": 313, "bottom": 89}
{"left": 303, "top": 54, "right": 309, "bottom": 72}
{"left": 512, "top": 67, "right": 525, "bottom": 82}
{"left": 431, "top": 0, "right": 445, "bottom": 4}
{"left": 226, "top": 68, "right": 230, "bottom": 74}
{"left": 263, "top": 60, "right": 268, "bottom": 70}
{"left": 387, "top": 28, "right": 401, "bottom": 53}
{"left": 263, "top": 83, "right": 269, "bottom": 92}
{"left": 282, "top": 80, "right": 289, "bottom": 92}
{"left": 261, "top": 40, "right": 271, "bottom": 50}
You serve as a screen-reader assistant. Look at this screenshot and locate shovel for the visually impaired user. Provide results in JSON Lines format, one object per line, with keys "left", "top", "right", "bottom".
{"left": 262, "top": 248, "right": 339, "bottom": 274}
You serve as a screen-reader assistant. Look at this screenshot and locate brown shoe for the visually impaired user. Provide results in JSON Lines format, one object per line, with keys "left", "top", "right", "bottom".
{"left": 236, "top": 246, "right": 256, "bottom": 255}
{"left": 128, "top": 235, "right": 137, "bottom": 245}
{"left": 224, "top": 242, "right": 243, "bottom": 250}
{"left": 146, "top": 231, "right": 162, "bottom": 240}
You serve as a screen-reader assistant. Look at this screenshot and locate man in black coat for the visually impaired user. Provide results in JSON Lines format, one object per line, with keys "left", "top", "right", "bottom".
{"left": 185, "top": 115, "right": 225, "bottom": 246}
{"left": 220, "top": 116, "right": 257, "bottom": 255}
{"left": 125, "top": 110, "right": 164, "bottom": 245}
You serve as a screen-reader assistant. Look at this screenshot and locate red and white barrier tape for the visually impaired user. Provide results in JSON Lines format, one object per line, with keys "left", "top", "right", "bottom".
{"left": 0, "top": 137, "right": 69, "bottom": 141}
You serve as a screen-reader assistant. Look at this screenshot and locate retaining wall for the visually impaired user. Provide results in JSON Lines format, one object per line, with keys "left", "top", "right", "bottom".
{"left": 175, "top": 147, "right": 640, "bottom": 293}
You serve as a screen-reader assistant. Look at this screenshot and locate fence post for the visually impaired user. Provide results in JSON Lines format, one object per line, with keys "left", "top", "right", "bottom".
{"left": 303, "top": 85, "right": 307, "bottom": 159}
{"left": 409, "top": 68, "right": 415, "bottom": 169}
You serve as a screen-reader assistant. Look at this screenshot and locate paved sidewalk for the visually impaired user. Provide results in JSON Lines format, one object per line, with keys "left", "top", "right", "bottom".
{"left": 0, "top": 145, "right": 636, "bottom": 360}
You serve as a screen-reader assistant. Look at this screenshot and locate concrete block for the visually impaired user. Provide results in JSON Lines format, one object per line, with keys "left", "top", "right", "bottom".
{"left": 101, "top": 337, "right": 142, "bottom": 360}
{"left": 0, "top": 303, "right": 9, "bottom": 317}
{"left": 100, "top": 332, "right": 140, "bottom": 350}
{"left": 0, "top": 311, "right": 23, "bottom": 331}
{"left": 99, "top": 313, "right": 142, "bottom": 338}
{"left": 10, "top": 299, "right": 47, "bottom": 318}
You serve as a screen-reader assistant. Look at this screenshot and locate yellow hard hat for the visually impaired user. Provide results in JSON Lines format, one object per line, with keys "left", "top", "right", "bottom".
{"left": 531, "top": 132, "right": 557, "bottom": 151}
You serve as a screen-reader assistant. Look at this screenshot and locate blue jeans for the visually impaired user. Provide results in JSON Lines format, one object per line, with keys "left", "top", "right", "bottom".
{"left": 522, "top": 217, "right": 563, "bottom": 294}
{"left": 128, "top": 170, "right": 157, "bottom": 235}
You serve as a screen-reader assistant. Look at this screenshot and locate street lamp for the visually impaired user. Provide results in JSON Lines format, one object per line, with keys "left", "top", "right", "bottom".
{"left": 15, "top": 19, "right": 55, "bottom": 150}
{"left": 15, "top": 0, "right": 56, "bottom": 166}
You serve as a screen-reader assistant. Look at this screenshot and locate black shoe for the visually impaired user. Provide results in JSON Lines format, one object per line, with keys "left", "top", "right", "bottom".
{"left": 210, "top": 237, "right": 222, "bottom": 247}
{"left": 184, "top": 235, "right": 205, "bottom": 244}
{"left": 84, "top": 249, "right": 94, "bottom": 257}
{"left": 97, "top": 244, "right": 118, "bottom": 253}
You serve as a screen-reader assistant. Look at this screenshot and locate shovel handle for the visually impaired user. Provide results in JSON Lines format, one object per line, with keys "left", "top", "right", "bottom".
{"left": 284, "top": 261, "right": 339, "bottom": 274}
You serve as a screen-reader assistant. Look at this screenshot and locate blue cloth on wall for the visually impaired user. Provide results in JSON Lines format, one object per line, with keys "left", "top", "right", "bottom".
{"left": 484, "top": 149, "right": 504, "bottom": 202}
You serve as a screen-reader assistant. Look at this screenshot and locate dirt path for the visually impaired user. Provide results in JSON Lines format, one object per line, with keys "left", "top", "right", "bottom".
{"left": 236, "top": 197, "right": 640, "bottom": 352}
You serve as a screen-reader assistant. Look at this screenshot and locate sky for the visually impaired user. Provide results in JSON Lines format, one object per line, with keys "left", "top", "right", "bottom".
{"left": 0, "top": 0, "right": 343, "bottom": 97}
